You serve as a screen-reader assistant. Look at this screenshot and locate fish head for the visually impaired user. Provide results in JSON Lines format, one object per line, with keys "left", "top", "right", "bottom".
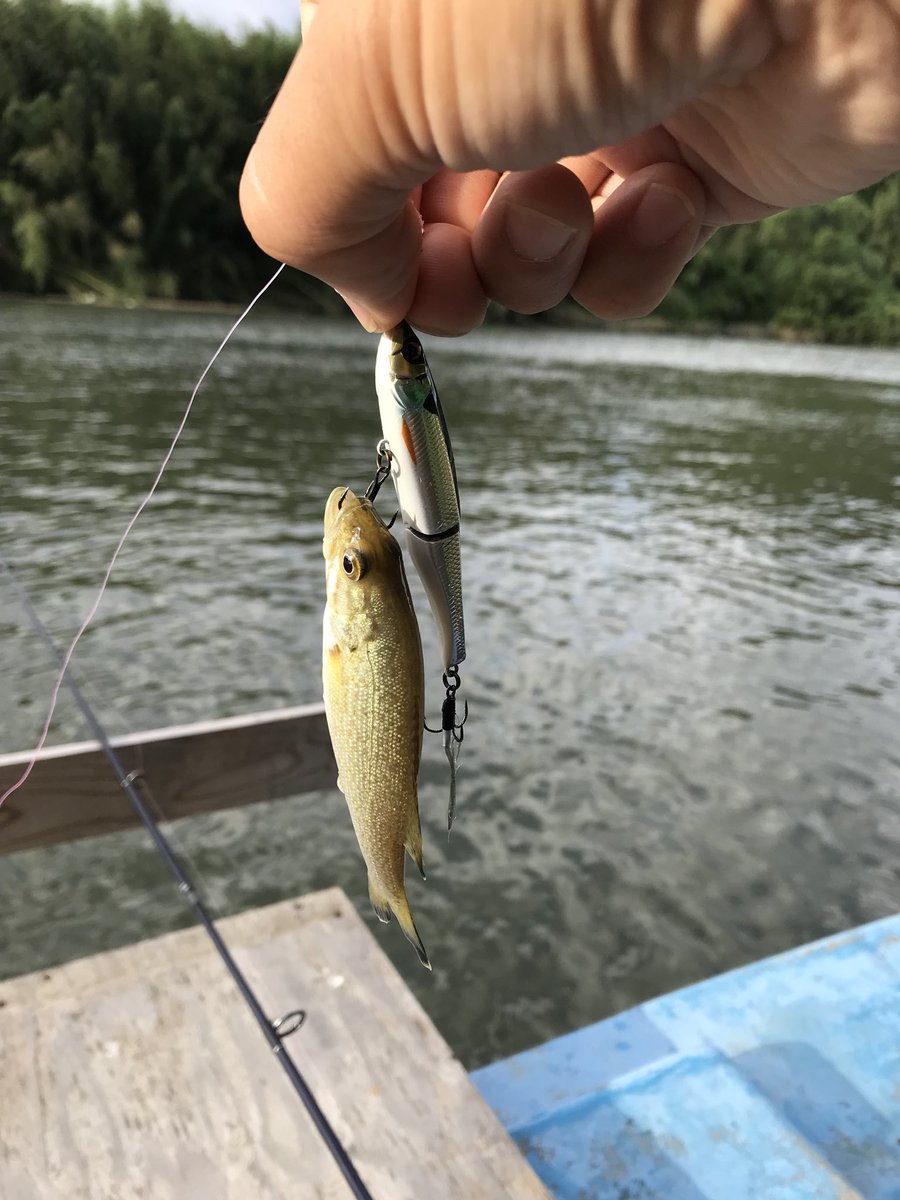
{"left": 323, "top": 488, "right": 404, "bottom": 606}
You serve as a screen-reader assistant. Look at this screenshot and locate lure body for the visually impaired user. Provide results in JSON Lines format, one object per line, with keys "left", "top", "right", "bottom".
{"left": 375, "top": 322, "right": 465, "bottom": 671}
{"left": 322, "top": 487, "right": 430, "bottom": 969}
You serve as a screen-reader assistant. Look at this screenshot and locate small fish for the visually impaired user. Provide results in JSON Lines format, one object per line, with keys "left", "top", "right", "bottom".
{"left": 375, "top": 322, "right": 465, "bottom": 672}
{"left": 322, "top": 486, "right": 431, "bottom": 969}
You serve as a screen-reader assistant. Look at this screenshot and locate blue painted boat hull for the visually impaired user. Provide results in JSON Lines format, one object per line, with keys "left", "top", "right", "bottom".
{"left": 473, "top": 916, "right": 900, "bottom": 1199}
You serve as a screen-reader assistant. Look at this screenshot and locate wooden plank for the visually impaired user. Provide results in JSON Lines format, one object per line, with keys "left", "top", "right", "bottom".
{"left": 0, "top": 888, "right": 552, "bottom": 1200}
{"left": 0, "top": 704, "right": 336, "bottom": 855}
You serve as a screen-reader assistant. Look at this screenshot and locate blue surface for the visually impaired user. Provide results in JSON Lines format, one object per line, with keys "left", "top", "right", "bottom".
{"left": 472, "top": 916, "right": 900, "bottom": 1199}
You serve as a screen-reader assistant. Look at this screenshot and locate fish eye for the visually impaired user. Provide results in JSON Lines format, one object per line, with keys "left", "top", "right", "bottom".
{"left": 402, "top": 337, "right": 425, "bottom": 365}
{"left": 341, "top": 549, "right": 367, "bottom": 580}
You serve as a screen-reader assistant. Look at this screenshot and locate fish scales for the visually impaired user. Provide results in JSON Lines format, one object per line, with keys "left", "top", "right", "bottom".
{"left": 322, "top": 486, "right": 431, "bottom": 969}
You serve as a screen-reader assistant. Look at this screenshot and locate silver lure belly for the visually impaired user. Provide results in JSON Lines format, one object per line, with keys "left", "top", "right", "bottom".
{"left": 375, "top": 334, "right": 466, "bottom": 669}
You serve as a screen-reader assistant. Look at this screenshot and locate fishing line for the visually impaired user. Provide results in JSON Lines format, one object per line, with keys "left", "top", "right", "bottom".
{"left": 0, "top": 262, "right": 285, "bottom": 809}
{"left": 0, "top": 556, "right": 375, "bottom": 1200}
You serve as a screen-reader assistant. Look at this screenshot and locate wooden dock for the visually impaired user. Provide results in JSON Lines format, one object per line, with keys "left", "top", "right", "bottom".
{"left": 0, "top": 887, "right": 552, "bottom": 1200}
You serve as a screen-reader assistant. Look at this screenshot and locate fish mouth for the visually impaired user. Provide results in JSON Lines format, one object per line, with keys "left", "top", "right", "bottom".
{"left": 324, "top": 486, "right": 357, "bottom": 534}
{"left": 387, "top": 321, "right": 427, "bottom": 379}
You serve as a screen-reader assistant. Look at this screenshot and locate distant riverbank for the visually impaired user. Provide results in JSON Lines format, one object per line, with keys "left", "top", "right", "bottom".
{"left": 3, "top": 0, "right": 897, "bottom": 347}
{"left": 0, "top": 290, "right": 838, "bottom": 347}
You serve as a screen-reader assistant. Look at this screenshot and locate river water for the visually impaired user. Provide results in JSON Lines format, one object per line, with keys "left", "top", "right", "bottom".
{"left": 1, "top": 299, "right": 898, "bottom": 1069}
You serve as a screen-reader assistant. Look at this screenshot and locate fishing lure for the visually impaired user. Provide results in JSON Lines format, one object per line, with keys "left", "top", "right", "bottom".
{"left": 375, "top": 322, "right": 464, "bottom": 670}
{"left": 373, "top": 322, "right": 468, "bottom": 829}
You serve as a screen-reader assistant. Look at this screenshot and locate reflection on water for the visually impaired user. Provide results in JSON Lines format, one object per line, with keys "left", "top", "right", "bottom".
{"left": 1, "top": 300, "right": 899, "bottom": 1068}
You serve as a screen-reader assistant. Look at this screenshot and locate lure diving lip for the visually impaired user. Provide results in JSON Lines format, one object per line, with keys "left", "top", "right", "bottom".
{"left": 374, "top": 321, "right": 465, "bottom": 672}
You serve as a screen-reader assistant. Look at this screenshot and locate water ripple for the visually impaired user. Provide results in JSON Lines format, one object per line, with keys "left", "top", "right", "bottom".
{"left": 1, "top": 305, "right": 898, "bottom": 1068}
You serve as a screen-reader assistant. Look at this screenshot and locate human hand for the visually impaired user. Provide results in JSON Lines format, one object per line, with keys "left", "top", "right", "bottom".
{"left": 240, "top": 0, "right": 900, "bottom": 336}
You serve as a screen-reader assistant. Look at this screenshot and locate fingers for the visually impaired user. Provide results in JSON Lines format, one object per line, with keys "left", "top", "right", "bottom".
{"left": 408, "top": 223, "right": 488, "bottom": 335}
{"left": 418, "top": 169, "right": 500, "bottom": 229}
{"left": 241, "top": 0, "right": 778, "bottom": 333}
{"left": 407, "top": 166, "right": 595, "bottom": 333}
{"left": 571, "top": 163, "right": 707, "bottom": 320}
{"left": 410, "top": 160, "right": 705, "bottom": 331}
{"left": 471, "top": 166, "right": 594, "bottom": 315}
{"left": 557, "top": 150, "right": 611, "bottom": 197}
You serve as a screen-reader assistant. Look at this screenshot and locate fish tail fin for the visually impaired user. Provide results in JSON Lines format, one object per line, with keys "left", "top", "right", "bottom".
{"left": 405, "top": 814, "right": 426, "bottom": 881}
{"left": 395, "top": 892, "right": 432, "bottom": 971}
{"left": 369, "top": 875, "right": 431, "bottom": 971}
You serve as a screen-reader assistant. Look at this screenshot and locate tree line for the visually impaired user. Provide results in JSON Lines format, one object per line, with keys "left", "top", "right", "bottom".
{"left": 2, "top": 0, "right": 898, "bottom": 344}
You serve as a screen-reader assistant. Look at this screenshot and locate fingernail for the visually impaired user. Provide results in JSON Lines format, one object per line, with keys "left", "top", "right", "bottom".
{"left": 504, "top": 203, "right": 578, "bottom": 262}
{"left": 629, "top": 184, "right": 697, "bottom": 248}
{"left": 337, "top": 292, "right": 379, "bottom": 333}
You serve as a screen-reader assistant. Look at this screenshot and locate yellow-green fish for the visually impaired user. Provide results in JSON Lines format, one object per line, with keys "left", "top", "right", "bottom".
{"left": 322, "top": 486, "right": 431, "bottom": 969}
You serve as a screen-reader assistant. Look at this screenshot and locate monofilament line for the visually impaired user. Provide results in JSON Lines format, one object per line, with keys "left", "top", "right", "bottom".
{"left": 0, "top": 261, "right": 286, "bottom": 808}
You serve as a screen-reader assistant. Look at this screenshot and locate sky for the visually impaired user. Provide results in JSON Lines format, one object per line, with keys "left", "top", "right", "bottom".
{"left": 89, "top": 0, "right": 300, "bottom": 38}
{"left": 168, "top": 0, "right": 299, "bottom": 36}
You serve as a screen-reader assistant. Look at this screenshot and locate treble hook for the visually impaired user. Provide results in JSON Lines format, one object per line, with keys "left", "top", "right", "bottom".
{"left": 365, "top": 439, "right": 393, "bottom": 503}
{"left": 424, "top": 668, "right": 468, "bottom": 740}
{"left": 425, "top": 665, "right": 469, "bottom": 831}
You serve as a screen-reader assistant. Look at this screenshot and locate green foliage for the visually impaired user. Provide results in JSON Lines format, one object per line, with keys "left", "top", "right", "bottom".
{"left": 661, "top": 186, "right": 900, "bottom": 344}
{"left": 0, "top": 0, "right": 897, "bottom": 342}
{"left": 0, "top": 0, "right": 304, "bottom": 303}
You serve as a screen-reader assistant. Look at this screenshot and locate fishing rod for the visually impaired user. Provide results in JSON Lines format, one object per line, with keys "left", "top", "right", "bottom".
{"left": 1, "top": 554, "right": 375, "bottom": 1200}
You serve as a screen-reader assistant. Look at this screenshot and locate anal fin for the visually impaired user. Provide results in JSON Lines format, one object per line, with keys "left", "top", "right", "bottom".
{"left": 368, "top": 877, "right": 392, "bottom": 924}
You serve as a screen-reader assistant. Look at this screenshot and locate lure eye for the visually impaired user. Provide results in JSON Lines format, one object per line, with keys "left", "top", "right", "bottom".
{"left": 341, "top": 549, "right": 367, "bottom": 581}
{"left": 402, "top": 337, "right": 425, "bottom": 365}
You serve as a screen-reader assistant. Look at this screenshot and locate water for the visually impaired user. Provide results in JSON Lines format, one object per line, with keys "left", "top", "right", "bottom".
{"left": 2, "top": 298, "right": 899, "bottom": 1070}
